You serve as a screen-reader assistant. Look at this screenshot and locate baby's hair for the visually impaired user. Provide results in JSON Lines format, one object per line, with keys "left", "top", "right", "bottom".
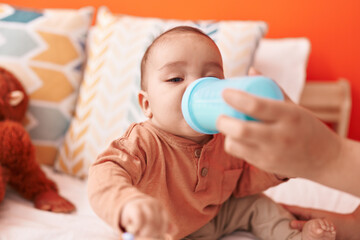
{"left": 140, "top": 26, "right": 214, "bottom": 90}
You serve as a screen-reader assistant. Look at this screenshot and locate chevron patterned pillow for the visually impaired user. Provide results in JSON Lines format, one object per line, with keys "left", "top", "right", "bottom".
{"left": 0, "top": 4, "right": 93, "bottom": 166}
{"left": 55, "top": 6, "right": 267, "bottom": 178}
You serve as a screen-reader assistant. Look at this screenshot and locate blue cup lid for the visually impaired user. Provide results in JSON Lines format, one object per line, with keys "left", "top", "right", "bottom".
{"left": 181, "top": 77, "right": 219, "bottom": 134}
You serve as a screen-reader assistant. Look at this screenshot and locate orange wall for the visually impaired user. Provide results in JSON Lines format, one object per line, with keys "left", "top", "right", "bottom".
{"left": 10, "top": 0, "right": 360, "bottom": 140}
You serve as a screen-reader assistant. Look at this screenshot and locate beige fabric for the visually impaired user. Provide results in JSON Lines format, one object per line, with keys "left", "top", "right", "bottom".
{"left": 184, "top": 194, "right": 301, "bottom": 240}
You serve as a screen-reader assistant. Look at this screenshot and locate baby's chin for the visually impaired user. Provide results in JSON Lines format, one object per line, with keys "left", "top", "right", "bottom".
{"left": 187, "top": 134, "right": 213, "bottom": 145}
{"left": 180, "top": 128, "right": 213, "bottom": 144}
{"left": 154, "top": 120, "right": 212, "bottom": 144}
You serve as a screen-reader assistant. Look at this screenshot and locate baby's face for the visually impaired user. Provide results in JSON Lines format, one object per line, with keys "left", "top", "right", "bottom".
{"left": 139, "top": 32, "right": 224, "bottom": 143}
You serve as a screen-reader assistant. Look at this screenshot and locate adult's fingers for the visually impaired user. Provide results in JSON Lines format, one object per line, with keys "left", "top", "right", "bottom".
{"left": 290, "top": 220, "right": 306, "bottom": 230}
{"left": 222, "top": 133, "right": 260, "bottom": 162}
{"left": 217, "top": 114, "right": 273, "bottom": 144}
{"left": 221, "top": 88, "right": 293, "bottom": 122}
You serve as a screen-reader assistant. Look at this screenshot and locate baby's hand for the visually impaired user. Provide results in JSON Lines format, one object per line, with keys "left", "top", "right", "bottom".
{"left": 121, "top": 197, "right": 176, "bottom": 239}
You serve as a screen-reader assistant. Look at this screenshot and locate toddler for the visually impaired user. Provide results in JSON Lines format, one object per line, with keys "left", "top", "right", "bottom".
{"left": 88, "top": 26, "right": 336, "bottom": 240}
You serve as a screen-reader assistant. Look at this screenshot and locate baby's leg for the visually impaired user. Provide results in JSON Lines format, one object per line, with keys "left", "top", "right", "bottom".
{"left": 239, "top": 194, "right": 301, "bottom": 240}
{"left": 301, "top": 218, "right": 336, "bottom": 240}
{"left": 209, "top": 194, "right": 301, "bottom": 240}
{"left": 184, "top": 194, "right": 289, "bottom": 240}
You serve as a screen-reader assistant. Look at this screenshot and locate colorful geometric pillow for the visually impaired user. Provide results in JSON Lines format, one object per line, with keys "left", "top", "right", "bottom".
{"left": 55, "top": 6, "right": 268, "bottom": 178}
{"left": 0, "top": 4, "right": 93, "bottom": 166}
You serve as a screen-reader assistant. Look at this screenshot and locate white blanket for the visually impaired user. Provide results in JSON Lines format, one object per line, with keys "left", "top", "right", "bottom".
{"left": 0, "top": 166, "right": 359, "bottom": 240}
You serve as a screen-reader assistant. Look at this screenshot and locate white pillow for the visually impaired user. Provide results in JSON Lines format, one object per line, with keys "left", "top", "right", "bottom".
{"left": 253, "top": 38, "right": 311, "bottom": 103}
{"left": 265, "top": 178, "right": 360, "bottom": 213}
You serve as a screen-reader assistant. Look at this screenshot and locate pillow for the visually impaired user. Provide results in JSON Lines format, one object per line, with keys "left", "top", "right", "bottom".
{"left": 0, "top": 4, "right": 93, "bottom": 165}
{"left": 253, "top": 38, "right": 311, "bottom": 103}
{"left": 55, "top": 6, "right": 268, "bottom": 178}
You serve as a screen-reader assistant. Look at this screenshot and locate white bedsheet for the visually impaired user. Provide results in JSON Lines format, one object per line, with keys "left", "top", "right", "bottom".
{"left": 0, "top": 166, "right": 359, "bottom": 240}
{"left": 0, "top": 166, "right": 117, "bottom": 240}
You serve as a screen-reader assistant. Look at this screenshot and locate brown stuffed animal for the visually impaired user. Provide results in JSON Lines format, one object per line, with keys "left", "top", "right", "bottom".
{"left": 0, "top": 67, "right": 75, "bottom": 213}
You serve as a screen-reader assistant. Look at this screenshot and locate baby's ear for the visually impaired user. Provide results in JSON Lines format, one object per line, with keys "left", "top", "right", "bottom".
{"left": 138, "top": 90, "right": 153, "bottom": 118}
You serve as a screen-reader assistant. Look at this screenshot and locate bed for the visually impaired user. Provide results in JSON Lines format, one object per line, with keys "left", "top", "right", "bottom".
{"left": 1, "top": 166, "right": 359, "bottom": 239}
{"left": 0, "top": 4, "right": 359, "bottom": 240}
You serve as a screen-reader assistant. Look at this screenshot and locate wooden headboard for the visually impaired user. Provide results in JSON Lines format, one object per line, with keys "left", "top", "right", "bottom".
{"left": 300, "top": 79, "right": 351, "bottom": 137}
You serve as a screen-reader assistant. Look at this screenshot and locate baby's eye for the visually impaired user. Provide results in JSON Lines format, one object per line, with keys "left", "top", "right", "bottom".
{"left": 167, "top": 77, "right": 183, "bottom": 83}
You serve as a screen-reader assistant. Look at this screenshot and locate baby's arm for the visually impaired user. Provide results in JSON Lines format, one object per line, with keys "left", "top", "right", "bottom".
{"left": 233, "top": 163, "right": 287, "bottom": 197}
{"left": 87, "top": 139, "right": 175, "bottom": 238}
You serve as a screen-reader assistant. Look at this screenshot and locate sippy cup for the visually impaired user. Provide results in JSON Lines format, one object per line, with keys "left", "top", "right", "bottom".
{"left": 181, "top": 76, "right": 284, "bottom": 134}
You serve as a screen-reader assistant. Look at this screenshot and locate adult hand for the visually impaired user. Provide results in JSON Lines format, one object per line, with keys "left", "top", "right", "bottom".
{"left": 282, "top": 204, "right": 360, "bottom": 240}
{"left": 216, "top": 88, "right": 341, "bottom": 180}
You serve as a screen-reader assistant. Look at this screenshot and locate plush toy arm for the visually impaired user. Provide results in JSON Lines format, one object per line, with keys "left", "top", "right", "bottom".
{"left": 0, "top": 165, "right": 7, "bottom": 202}
{"left": 0, "top": 120, "right": 57, "bottom": 200}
